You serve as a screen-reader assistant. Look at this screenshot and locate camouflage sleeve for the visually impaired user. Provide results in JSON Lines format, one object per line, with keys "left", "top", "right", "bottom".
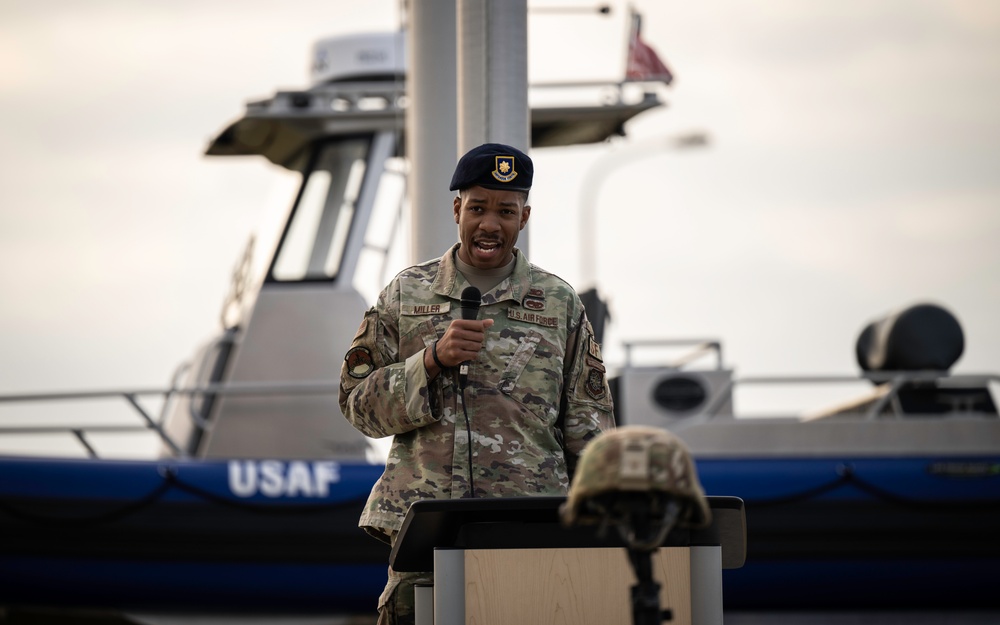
{"left": 338, "top": 286, "right": 441, "bottom": 439}
{"left": 561, "top": 308, "right": 616, "bottom": 473}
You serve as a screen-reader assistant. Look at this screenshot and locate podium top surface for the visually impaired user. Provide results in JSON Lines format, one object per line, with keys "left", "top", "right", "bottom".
{"left": 389, "top": 495, "right": 745, "bottom": 572}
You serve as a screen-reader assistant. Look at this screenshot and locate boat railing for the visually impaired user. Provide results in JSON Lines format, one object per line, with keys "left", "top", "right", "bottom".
{"left": 621, "top": 338, "right": 724, "bottom": 370}
{"left": 0, "top": 381, "right": 342, "bottom": 459}
{"left": 4, "top": 353, "right": 996, "bottom": 458}
{"left": 701, "top": 371, "right": 1000, "bottom": 420}
{"left": 617, "top": 338, "right": 999, "bottom": 423}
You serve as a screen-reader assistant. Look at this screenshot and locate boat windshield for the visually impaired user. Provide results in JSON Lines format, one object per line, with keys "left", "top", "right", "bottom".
{"left": 269, "top": 137, "right": 371, "bottom": 282}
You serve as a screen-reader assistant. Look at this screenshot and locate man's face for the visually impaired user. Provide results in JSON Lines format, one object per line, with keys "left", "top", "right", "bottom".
{"left": 453, "top": 186, "right": 531, "bottom": 270}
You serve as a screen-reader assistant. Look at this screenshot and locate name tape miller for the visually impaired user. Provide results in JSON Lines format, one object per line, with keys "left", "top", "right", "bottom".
{"left": 402, "top": 303, "right": 450, "bottom": 315}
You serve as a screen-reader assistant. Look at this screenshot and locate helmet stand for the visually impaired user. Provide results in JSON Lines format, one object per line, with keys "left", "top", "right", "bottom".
{"left": 609, "top": 495, "right": 684, "bottom": 625}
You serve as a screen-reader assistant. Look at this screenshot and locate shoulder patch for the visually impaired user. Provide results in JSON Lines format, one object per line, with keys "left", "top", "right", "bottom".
{"left": 351, "top": 315, "right": 369, "bottom": 341}
{"left": 585, "top": 368, "right": 607, "bottom": 400}
{"left": 345, "top": 346, "right": 375, "bottom": 379}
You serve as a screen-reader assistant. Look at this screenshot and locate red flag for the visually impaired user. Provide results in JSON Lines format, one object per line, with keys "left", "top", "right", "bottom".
{"left": 625, "top": 14, "right": 673, "bottom": 84}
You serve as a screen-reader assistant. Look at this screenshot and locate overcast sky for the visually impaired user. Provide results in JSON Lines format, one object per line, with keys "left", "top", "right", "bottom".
{"left": 1, "top": 1, "right": 998, "bottom": 437}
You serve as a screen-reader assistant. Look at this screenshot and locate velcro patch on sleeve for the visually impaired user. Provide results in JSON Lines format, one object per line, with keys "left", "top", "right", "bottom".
{"left": 345, "top": 346, "right": 375, "bottom": 379}
{"left": 585, "top": 366, "right": 607, "bottom": 401}
{"left": 587, "top": 336, "right": 603, "bottom": 362}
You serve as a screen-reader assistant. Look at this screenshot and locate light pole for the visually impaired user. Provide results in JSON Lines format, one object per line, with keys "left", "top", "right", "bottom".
{"left": 578, "top": 132, "right": 708, "bottom": 290}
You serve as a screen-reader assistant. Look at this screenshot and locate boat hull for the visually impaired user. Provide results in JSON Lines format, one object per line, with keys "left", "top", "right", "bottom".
{"left": 696, "top": 456, "right": 1000, "bottom": 610}
{"left": 2, "top": 454, "right": 998, "bottom": 613}
{"left": 0, "top": 457, "right": 389, "bottom": 614}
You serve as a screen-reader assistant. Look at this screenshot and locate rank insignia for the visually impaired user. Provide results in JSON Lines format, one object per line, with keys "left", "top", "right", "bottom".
{"left": 345, "top": 346, "right": 375, "bottom": 379}
{"left": 585, "top": 368, "right": 606, "bottom": 400}
{"left": 492, "top": 156, "right": 518, "bottom": 183}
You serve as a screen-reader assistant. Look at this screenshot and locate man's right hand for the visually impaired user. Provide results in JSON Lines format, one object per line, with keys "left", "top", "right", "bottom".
{"left": 423, "top": 318, "right": 495, "bottom": 378}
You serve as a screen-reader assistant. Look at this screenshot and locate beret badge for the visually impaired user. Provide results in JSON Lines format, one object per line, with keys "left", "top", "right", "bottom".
{"left": 492, "top": 156, "right": 518, "bottom": 184}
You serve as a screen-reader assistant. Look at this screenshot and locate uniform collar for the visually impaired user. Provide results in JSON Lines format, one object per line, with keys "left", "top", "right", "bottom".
{"left": 433, "top": 243, "right": 533, "bottom": 305}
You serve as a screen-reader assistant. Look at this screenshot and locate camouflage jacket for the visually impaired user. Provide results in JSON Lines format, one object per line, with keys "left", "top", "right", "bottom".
{"left": 339, "top": 244, "right": 615, "bottom": 542}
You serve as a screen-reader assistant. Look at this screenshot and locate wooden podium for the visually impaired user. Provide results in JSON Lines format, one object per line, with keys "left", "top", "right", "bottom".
{"left": 389, "top": 496, "right": 745, "bottom": 625}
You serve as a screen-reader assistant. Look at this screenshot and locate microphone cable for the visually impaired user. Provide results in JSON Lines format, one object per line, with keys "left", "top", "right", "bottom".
{"left": 460, "top": 381, "right": 476, "bottom": 498}
{"left": 457, "top": 286, "right": 481, "bottom": 498}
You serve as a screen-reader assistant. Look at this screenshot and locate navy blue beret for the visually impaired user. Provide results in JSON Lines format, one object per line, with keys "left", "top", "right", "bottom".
{"left": 449, "top": 143, "right": 533, "bottom": 192}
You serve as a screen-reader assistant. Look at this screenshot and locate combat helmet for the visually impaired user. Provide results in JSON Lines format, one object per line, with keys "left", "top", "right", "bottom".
{"left": 561, "top": 426, "right": 711, "bottom": 547}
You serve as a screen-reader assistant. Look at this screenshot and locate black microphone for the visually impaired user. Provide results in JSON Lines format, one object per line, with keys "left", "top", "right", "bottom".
{"left": 459, "top": 286, "right": 481, "bottom": 388}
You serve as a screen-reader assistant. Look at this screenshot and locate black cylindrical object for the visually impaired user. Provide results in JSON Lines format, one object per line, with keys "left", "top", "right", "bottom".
{"left": 855, "top": 303, "right": 964, "bottom": 372}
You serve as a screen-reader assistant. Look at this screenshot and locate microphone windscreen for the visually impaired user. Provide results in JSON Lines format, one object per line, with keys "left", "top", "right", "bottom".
{"left": 460, "top": 286, "right": 481, "bottom": 320}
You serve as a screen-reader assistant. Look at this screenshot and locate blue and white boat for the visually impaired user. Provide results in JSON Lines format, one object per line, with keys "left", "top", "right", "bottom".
{"left": 1, "top": 5, "right": 998, "bottom": 624}
{"left": 611, "top": 320, "right": 1000, "bottom": 612}
{"left": 0, "top": 9, "right": 678, "bottom": 623}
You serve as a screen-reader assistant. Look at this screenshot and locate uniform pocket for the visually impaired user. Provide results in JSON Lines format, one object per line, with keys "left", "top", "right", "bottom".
{"left": 399, "top": 318, "right": 440, "bottom": 359}
{"left": 497, "top": 330, "right": 560, "bottom": 423}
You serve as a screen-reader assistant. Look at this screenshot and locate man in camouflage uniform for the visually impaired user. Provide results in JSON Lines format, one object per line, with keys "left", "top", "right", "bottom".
{"left": 339, "top": 142, "right": 615, "bottom": 625}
